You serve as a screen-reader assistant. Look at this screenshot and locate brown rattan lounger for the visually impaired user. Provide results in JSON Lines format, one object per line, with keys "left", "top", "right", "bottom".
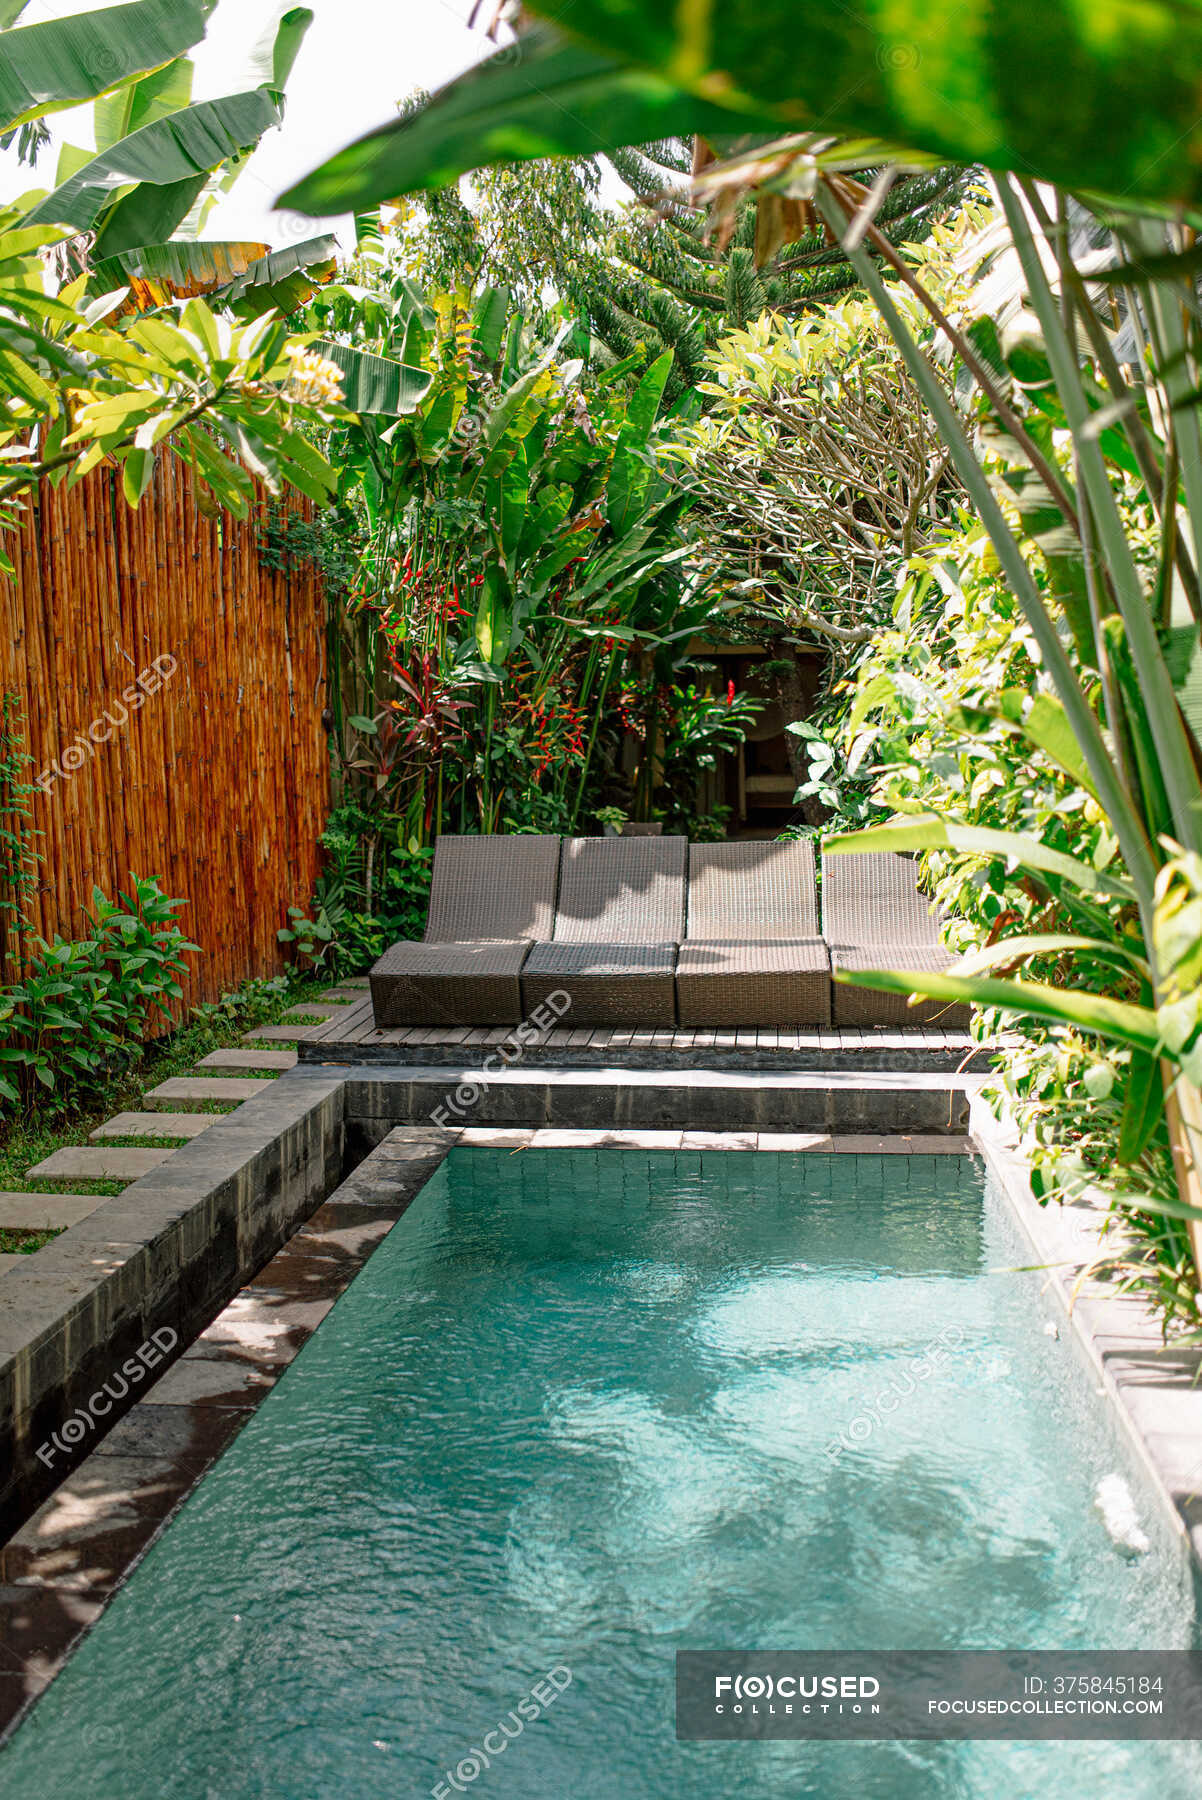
{"left": 520, "top": 835, "right": 687, "bottom": 1027}
{"left": 820, "top": 848, "right": 971, "bottom": 1029}
{"left": 370, "top": 834, "right": 561, "bottom": 1026}
{"left": 675, "top": 839, "right": 830, "bottom": 1027}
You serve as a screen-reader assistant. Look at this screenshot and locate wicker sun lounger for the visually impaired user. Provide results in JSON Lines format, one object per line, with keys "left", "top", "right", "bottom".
{"left": 520, "top": 835, "right": 687, "bottom": 1027}
{"left": 370, "top": 834, "right": 561, "bottom": 1026}
{"left": 821, "top": 849, "right": 971, "bottom": 1029}
{"left": 676, "top": 839, "right": 830, "bottom": 1027}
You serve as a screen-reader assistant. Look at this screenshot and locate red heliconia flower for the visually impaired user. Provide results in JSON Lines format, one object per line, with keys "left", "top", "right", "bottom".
{"left": 726, "top": 679, "right": 736, "bottom": 706}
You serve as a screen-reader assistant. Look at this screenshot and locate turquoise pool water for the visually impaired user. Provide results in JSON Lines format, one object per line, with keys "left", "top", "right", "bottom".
{"left": 2, "top": 1148, "right": 1200, "bottom": 1799}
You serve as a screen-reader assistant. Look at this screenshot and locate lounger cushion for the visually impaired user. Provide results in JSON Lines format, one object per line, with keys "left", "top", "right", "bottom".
{"left": 425, "top": 833, "right": 560, "bottom": 942}
{"left": 522, "top": 941, "right": 677, "bottom": 1027}
{"left": 676, "top": 940, "right": 831, "bottom": 1028}
{"left": 551, "top": 836, "right": 687, "bottom": 942}
{"left": 370, "top": 940, "right": 532, "bottom": 1027}
{"left": 686, "top": 839, "right": 819, "bottom": 940}
{"left": 829, "top": 945, "right": 971, "bottom": 1029}
{"left": 820, "top": 849, "right": 944, "bottom": 948}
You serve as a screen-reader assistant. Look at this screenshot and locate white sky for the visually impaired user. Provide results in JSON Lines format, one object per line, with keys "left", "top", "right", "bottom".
{"left": 2, "top": 0, "right": 500, "bottom": 250}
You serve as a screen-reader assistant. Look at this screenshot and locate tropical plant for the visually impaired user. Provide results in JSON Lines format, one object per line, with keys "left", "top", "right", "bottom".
{"left": 282, "top": 1, "right": 1202, "bottom": 1283}
{"left": 303, "top": 253, "right": 732, "bottom": 849}
{"left": 0, "top": 874, "right": 198, "bottom": 1110}
{"left": 667, "top": 293, "right": 967, "bottom": 658}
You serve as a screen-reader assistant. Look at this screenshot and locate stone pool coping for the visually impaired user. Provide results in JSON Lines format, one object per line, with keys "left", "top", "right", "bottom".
{"left": 969, "top": 1098, "right": 1202, "bottom": 1581}
{"left": 4, "top": 1110, "right": 1202, "bottom": 1743}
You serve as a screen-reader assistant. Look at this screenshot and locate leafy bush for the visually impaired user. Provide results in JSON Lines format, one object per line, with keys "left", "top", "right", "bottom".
{"left": 281, "top": 810, "right": 433, "bottom": 977}
{"left": 0, "top": 876, "right": 198, "bottom": 1111}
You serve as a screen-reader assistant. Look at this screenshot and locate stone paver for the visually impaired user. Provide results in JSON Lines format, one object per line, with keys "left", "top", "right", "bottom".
{"left": 0, "top": 1193, "right": 104, "bottom": 1229}
{"left": 755, "top": 1133, "right": 835, "bottom": 1151}
{"left": 89, "top": 1111, "right": 217, "bottom": 1142}
{"left": 680, "top": 1130, "right": 758, "bottom": 1150}
{"left": 194, "top": 1048, "right": 296, "bottom": 1071}
{"left": 241, "top": 1025, "right": 305, "bottom": 1043}
{"left": 141, "top": 1355, "right": 277, "bottom": 1407}
{"left": 143, "top": 1076, "right": 274, "bottom": 1111}
{"left": 0, "top": 1253, "right": 23, "bottom": 1277}
{"left": 529, "top": 1127, "right": 684, "bottom": 1149}
{"left": 24, "top": 1146, "right": 174, "bottom": 1183}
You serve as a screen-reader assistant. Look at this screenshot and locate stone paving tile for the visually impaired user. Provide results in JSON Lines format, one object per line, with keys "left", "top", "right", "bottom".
{"left": 680, "top": 1130, "right": 758, "bottom": 1150}
{"left": 241, "top": 1025, "right": 306, "bottom": 1043}
{"left": 292, "top": 1207, "right": 399, "bottom": 1257}
{"left": 456, "top": 1127, "right": 534, "bottom": 1148}
{"left": 194, "top": 1048, "right": 296, "bottom": 1071}
{"left": 1, "top": 1458, "right": 190, "bottom": 1592}
{"left": 0, "top": 1192, "right": 104, "bottom": 1230}
{"left": 141, "top": 1354, "right": 277, "bottom": 1408}
{"left": 0, "top": 1254, "right": 23, "bottom": 1277}
{"left": 25, "top": 1145, "right": 173, "bottom": 1182}
{"left": 754, "top": 1133, "right": 836, "bottom": 1151}
{"left": 902, "top": 1135, "right": 973, "bottom": 1154}
{"left": 91, "top": 1403, "right": 250, "bottom": 1471}
{"left": 143, "top": 1076, "right": 274, "bottom": 1111}
{"left": 247, "top": 1251, "right": 362, "bottom": 1304}
{"left": 825, "top": 1135, "right": 919, "bottom": 1154}
{"left": 529, "top": 1128, "right": 684, "bottom": 1149}
{"left": 0, "top": 1585, "right": 104, "bottom": 1730}
{"left": 190, "top": 1292, "right": 335, "bottom": 1366}
{"left": 89, "top": 1110, "right": 217, "bottom": 1142}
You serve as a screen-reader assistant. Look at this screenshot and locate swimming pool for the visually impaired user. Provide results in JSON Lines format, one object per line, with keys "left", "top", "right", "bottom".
{"left": 1, "top": 1148, "right": 1198, "bottom": 1798}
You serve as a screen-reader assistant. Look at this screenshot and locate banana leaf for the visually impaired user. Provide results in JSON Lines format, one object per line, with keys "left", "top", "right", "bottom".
{"left": 286, "top": 3, "right": 1202, "bottom": 215}
{"left": 93, "top": 56, "right": 194, "bottom": 153}
{"left": 315, "top": 339, "right": 432, "bottom": 416}
{"left": 24, "top": 88, "right": 287, "bottom": 237}
{"left": 951, "top": 932, "right": 1150, "bottom": 980}
{"left": 824, "top": 819, "right": 1137, "bottom": 902}
{"left": 836, "top": 966, "right": 1162, "bottom": 1055}
{"left": 0, "top": 0, "right": 212, "bottom": 132}
{"left": 86, "top": 239, "right": 269, "bottom": 306}
{"left": 224, "top": 236, "right": 339, "bottom": 317}
{"left": 280, "top": 25, "right": 777, "bottom": 214}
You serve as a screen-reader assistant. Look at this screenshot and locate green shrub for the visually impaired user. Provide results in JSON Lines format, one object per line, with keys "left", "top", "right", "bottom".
{"left": 0, "top": 876, "right": 198, "bottom": 1111}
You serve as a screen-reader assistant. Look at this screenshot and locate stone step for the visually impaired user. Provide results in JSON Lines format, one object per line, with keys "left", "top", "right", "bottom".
{"left": 242, "top": 1025, "right": 306, "bottom": 1044}
{"left": 0, "top": 1253, "right": 23, "bottom": 1277}
{"left": 25, "top": 1146, "right": 174, "bottom": 1183}
{"left": 143, "top": 1077, "right": 274, "bottom": 1112}
{"left": 346, "top": 1064, "right": 982, "bottom": 1135}
{"left": 90, "top": 1111, "right": 218, "bottom": 1143}
{"left": 0, "top": 1191, "right": 105, "bottom": 1229}
{"left": 194, "top": 1048, "right": 296, "bottom": 1072}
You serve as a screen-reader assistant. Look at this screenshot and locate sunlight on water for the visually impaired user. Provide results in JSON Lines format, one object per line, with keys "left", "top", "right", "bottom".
{"left": 1, "top": 1148, "right": 1199, "bottom": 1800}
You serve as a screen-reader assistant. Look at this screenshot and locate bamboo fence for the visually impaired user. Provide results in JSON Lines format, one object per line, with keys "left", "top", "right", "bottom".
{"left": 0, "top": 458, "right": 329, "bottom": 1005}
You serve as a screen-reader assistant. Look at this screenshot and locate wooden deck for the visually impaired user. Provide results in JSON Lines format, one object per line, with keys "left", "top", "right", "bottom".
{"left": 298, "top": 995, "right": 991, "bottom": 1072}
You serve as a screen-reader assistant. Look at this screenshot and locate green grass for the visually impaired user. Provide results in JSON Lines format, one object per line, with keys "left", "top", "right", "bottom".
{"left": 0, "top": 1227, "right": 59, "bottom": 1253}
{"left": 0, "top": 974, "right": 337, "bottom": 1199}
{"left": 94, "top": 1134, "right": 195, "bottom": 1150}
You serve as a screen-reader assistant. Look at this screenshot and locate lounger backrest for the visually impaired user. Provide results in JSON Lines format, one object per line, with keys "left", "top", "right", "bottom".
{"left": 820, "top": 849, "right": 942, "bottom": 947}
{"left": 686, "top": 839, "right": 819, "bottom": 940}
{"left": 551, "top": 835, "right": 687, "bottom": 942}
{"left": 424, "top": 834, "right": 561, "bottom": 942}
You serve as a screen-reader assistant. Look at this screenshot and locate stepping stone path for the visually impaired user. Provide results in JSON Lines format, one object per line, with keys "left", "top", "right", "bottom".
{"left": 0, "top": 1192, "right": 109, "bottom": 1229}
{"left": 143, "top": 1077, "right": 275, "bottom": 1111}
{"left": 196, "top": 1048, "right": 297, "bottom": 1071}
{"left": 90, "top": 1111, "right": 218, "bottom": 1142}
{"left": 1, "top": 985, "right": 362, "bottom": 1274}
{"left": 26, "top": 1146, "right": 174, "bottom": 1182}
